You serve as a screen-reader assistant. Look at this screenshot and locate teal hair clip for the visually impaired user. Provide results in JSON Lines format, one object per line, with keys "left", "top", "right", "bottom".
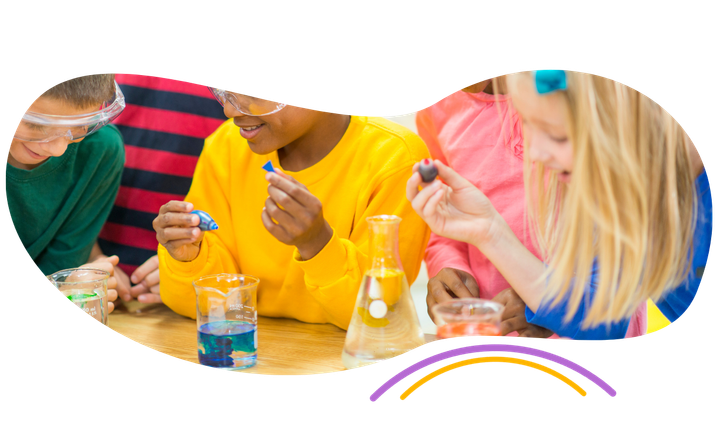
{"left": 535, "top": 70, "right": 567, "bottom": 94}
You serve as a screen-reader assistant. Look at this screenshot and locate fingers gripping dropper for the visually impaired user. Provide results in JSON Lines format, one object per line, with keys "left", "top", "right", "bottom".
{"left": 418, "top": 158, "right": 438, "bottom": 183}
{"left": 191, "top": 210, "right": 219, "bottom": 231}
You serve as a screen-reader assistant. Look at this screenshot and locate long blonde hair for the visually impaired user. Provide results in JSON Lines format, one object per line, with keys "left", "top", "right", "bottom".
{"left": 509, "top": 71, "right": 697, "bottom": 328}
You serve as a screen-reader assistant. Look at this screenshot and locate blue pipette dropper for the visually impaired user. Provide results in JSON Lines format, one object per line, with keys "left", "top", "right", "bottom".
{"left": 191, "top": 210, "right": 219, "bottom": 231}
{"left": 262, "top": 161, "right": 275, "bottom": 173}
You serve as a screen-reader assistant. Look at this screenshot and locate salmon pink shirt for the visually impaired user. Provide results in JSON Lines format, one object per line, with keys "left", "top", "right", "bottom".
{"left": 416, "top": 89, "right": 646, "bottom": 338}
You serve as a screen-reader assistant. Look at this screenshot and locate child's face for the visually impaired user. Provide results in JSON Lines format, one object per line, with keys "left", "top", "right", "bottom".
{"left": 510, "top": 75, "right": 574, "bottom": 183}
{"left": 10, "top": 97, "right": 99, "bottom": 170}
{"left": 222, "top": 98, "right": 326, "bottom": 155}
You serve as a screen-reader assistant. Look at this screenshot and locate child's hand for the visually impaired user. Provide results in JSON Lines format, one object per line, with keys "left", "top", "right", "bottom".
{"left": 427, "top": 268, "right": 480, "bottom": 323}
{"left": 88, "top": 249, "right": 131, "bottom": 301}
{"left": 262, "top": 171, "right": 333, "bottom": 260}
{"left": 81, "top": 255, "right": 120, "bottom": 314}
{"left": 406, "top": 160, "right": 502, "bottom": 248}
{"left": 153, "top": 201, "right": 203, "bottom": 262}
{"left": 129, "top": 255, "right": 161, "bottom": 304}
{"left": 113, "top": 266, "right": 132, "bottom": 302}
{"left": 492, "top": 288, "right": 554, "bottom": 337}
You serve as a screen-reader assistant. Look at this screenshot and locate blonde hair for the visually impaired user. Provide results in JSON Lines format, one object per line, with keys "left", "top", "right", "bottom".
{"left": 509, "top": 71, "right": 697, "bottom": 328}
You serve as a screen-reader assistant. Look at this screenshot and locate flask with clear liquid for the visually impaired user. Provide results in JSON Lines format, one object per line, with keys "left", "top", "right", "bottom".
{"left": 342, "top": 215, "right": 425, "bottom": 369}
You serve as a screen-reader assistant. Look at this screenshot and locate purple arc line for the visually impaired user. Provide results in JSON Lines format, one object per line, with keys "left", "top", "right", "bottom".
{"left": 370, "top": 344, "right": 616, "bottom": 401}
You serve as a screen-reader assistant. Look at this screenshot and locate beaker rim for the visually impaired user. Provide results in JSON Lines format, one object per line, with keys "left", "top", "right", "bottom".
{"left": 366, "top": 215, "right": 402, "bottom": 224}
{"left": 46, "top": 268, "right": 110, "bottom": 284}
{"left": 192, "top": 273, "right": 260, "bottom": 290}
{"left": 432, "top": 298, "right": 504, "bottom": 319}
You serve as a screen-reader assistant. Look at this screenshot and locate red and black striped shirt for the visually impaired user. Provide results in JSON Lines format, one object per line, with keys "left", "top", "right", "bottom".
{"left": 97, "top": 74, "right": 227, "bottom": 276}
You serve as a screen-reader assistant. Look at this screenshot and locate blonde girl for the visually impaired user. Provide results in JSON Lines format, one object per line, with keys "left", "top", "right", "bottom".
{"left": 407, "top": 70, "right": 710, "bottom": 339}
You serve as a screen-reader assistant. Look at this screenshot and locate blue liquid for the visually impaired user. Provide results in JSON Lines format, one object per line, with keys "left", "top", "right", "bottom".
{"left": 197, "top": 321, "right": 257, "bottom": 369}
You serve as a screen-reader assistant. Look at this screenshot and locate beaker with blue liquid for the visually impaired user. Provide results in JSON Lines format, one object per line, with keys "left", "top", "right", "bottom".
{"left": 193, "top": 274, "right": 259, "bottom": 370}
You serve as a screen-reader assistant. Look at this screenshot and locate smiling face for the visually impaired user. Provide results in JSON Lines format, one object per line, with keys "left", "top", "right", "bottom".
{"left": 509, "top": 74, "right": 574, "bottom": 183}
{"left": 10, "top": 97, "right": 100, "bottom": 170}
{"left": 220, "top": 97, "right": 327, "bottom": 156}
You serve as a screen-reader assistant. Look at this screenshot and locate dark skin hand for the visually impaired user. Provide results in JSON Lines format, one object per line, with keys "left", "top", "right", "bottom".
{"left": 153, "top": 174, "right": 334, "bottom": 263}
{"left": 153, "top": 201, "right": 203, "bottom": 262}
{"left": 426, "top": 268, "right": 554, "bottom": 338}
{"left": 262, "top": 170, "right": 333, "bottom": 260}
{"left": 492, "top": 288, "right": 554, "bottom": 338}
{"left": 426, "top": 267, "right": 481, "bottom": 323}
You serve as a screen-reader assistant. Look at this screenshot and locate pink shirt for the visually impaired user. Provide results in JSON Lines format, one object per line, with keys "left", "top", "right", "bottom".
{"left": 416, "top": 90, "right": 646, "bottom": 338}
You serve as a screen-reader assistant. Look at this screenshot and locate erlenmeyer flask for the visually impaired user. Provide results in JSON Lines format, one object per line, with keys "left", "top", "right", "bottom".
{"left": 342, "top": 215, "right": 425, "bottom": 369}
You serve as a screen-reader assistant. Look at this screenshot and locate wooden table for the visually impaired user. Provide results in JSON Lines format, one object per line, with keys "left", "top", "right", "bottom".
{"left": 110, "top": 301, "right": 433, "bottom": 375}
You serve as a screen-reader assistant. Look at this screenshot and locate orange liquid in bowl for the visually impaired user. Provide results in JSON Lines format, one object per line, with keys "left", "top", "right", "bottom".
{"left": 436, "top": 322, "right": 502, "bottom": 339}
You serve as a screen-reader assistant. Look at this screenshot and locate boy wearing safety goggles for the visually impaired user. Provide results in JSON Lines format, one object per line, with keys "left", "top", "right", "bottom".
{"left": 8, "top": 75, "right": 126, "bottom": 309}
{"left": 154, "top": 90, "right": 431, "bottom": 329}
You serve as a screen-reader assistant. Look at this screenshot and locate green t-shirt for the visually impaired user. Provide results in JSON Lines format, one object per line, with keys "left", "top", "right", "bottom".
{"left": 6, "top": 125, "right": 125, "bottom": 276}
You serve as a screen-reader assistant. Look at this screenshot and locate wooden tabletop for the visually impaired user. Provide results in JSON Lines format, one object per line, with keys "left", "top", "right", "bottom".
{"left": 110, "top": 301, "right": 435, "bottom": 375}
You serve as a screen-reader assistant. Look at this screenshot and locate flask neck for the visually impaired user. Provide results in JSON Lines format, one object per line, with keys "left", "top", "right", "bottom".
{"left": 368, "top": 216, "right": 403, "bottom": 271}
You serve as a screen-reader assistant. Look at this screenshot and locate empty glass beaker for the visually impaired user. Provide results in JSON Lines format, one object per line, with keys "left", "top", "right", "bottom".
{"left": 342, "top": 215, "right": 425, "bottom": 369}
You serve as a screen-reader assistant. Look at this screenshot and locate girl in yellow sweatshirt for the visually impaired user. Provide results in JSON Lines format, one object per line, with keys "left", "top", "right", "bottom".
{"left": 154, "top": 91, "right": 430, "bottom": 330}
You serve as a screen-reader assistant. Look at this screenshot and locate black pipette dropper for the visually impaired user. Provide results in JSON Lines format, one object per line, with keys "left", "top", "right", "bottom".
{"left": 418, "top": 159, "right": 438, "bottom": 183}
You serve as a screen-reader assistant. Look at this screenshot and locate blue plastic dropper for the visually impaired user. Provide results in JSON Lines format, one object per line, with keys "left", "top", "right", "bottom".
{"left": 262, "top": 161, "right": 275, "bottom": 173}
{"left": 191, "top": 210, "right": 219, "bottom": 231}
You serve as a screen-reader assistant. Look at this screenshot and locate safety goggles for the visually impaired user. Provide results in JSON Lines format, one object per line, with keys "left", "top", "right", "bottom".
{"left": 14, "top": 81, "right": 126, "bottom": 143}
{"left": 208, "top": 87, "right": 286, "bottom": 116}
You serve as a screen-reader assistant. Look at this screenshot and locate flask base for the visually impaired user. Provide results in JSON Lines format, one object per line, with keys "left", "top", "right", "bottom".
{"left": 341, "top": 349, "right": 414, "bottom": 369}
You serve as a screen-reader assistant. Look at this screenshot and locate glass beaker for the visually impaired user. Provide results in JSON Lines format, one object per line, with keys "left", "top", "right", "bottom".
{"left": 342, "top": 215, "right": 425, "bottom": 369}
{"left": 47, "top": 268, "right": 110, "bottom": 325}
{"left": 432, "top": 299, "right": 504, "bottom": 339}
{"left": 193, "top": 274, "right": 259, "bottom": 370}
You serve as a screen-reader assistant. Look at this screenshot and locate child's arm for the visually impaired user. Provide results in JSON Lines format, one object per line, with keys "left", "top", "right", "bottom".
{"left": 424, "top": 231, "right": 477, "bottom": 320}
{"left": 491, "top": 288, "right": 554, "bottom": 337}
{"left": 157, "top": 219, "right": 240, "bottom": 318}
{"left": 425, "top": 234, "right": 473, "bottom": 278}
{"left": 484, "top": 169, "right": 715, "bottom": 341}
{"left": 88, "top": 241, "right": 132, "bottom": 301}
{"left": 417, "top": 106, "right": 481, "bottom": 320}
{"left": 417, "top": 114, "right": 474, "bottom": 279}
{"left": 79, "top": 254, "right": 120, "bottom": 314}
{"left": 261, "top": 170, "right": 333, "bottom": 261}
{"left": 88, "top": 242, "right": 104, "bottom": 263}
{"left": 523, "top": 265, "right": 632, "bottom": 339}
{"left": 529, "top": 173, "right": 709, "bottom": 337}
{"left": 34, "top": 131, "right": 125, "bottom": 276}
{"left": 155, "top": 137, "right": 240, "bottom": 319}
{"left": 406, "top": 159, "right": 549, "bottom": 311}
{"left": 263, "top": 168, "right": 429, "bottom": 330}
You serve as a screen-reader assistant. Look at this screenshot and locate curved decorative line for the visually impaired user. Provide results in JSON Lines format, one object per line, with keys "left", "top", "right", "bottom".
{"left": 370, "top": 345, "right": 615, "bottom": 401}
{"left": 400, "top": 356, "right": 586, "bottom": 400}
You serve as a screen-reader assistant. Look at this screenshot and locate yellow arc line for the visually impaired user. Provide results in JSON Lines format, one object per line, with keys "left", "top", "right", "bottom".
{"left": 400, "top": 356, "right": 587, "bottom": 400}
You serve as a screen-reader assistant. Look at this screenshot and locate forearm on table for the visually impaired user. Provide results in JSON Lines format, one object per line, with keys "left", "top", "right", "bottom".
{"left": 159, "top": 236, "right": 240, "bottom": 318}
{"left": 295, "top": 232, "right": 364, "bottom": 329}
{"left": 475, "top": 220, "right": 547, "bottom": 312}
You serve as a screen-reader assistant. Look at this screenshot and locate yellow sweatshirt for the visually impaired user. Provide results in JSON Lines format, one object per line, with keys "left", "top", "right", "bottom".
{"left": 159, "top": 116, "right": 431, "bottom": 330}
